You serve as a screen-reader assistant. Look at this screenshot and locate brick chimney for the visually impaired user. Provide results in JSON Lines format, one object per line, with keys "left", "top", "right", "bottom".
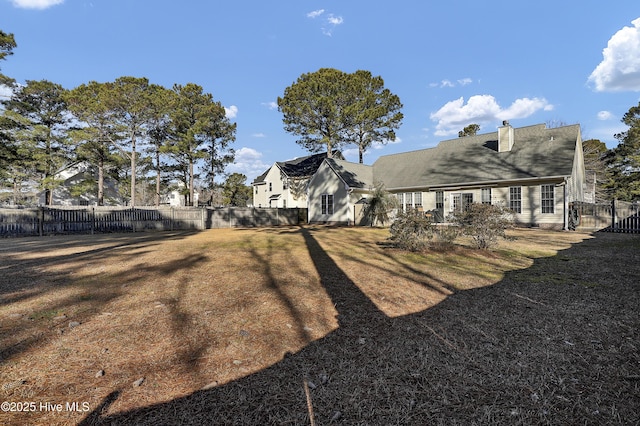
{"left": 498, "top": 120, "right": 514, "bottom": 152}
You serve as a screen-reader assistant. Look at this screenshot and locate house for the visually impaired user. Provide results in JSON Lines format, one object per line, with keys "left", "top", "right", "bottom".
{"left": 307, "top": 159, "right": 375, "bottom": 225}
{"left": 37, "top": 162, "right": 124, "bottom": 206}
{"left": 164, "top": 188, "right": 199, "bottom": 207}
{"left": 252, "top": 152, "right": 342, "bottom": 208}
{"left": 307, "top": 122, "right": 586, "bottom": 230}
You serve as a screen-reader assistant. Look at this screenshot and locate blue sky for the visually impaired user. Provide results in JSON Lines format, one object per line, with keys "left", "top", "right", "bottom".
{"left": 2, "top": 0, "right": 640, "bottom": 183}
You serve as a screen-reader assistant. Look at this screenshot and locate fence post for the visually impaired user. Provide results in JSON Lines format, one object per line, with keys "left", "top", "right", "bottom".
{"left": 38, "top": 207, "right": 44, "bottom": 237}
{"left": 611, "top": 199, "right": 616, "bottom": 232}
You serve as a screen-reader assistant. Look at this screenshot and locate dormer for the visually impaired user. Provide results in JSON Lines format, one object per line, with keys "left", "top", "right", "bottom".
{"left": 498, "top": 120, "right": 514, "bottom": 152}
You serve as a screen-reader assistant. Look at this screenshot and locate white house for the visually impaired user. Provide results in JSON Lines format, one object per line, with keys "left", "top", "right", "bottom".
{"left": 37, "top": 162, "right": 124, "bottom": 206}
{"left": 307, "top": 122, "right": 586, "bottom": 230}
{"left": 252, "top": 152, "right": 341, "bottom": 208}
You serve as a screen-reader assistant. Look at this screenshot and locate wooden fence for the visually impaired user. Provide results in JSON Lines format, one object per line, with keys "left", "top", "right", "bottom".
{"left": 0, "top": 206, "right": 307, "bottom": 238}
{"left": 571, "top": 200, "right": 640, "bottom": 234}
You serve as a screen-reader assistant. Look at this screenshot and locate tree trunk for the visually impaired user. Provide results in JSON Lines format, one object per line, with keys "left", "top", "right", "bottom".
{"left": 98, "top": 158, "right": 104, "bottom": 206}
{"left": 155, "top": 150, "right": 161, "bottom": 207}
{"left": 130, "top": 135, "right": 136, "bottom": 207}
{"left": 189, "top": 159, "right": 194, "bottom": 206}
{"left": 12, "top": 178, "right": 19, "bottom": 205}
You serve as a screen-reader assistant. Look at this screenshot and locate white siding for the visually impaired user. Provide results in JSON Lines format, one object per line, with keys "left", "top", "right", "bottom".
{"left": 252, "top": 165, "right": 309, "bottom": 209}
{"left": 494, "top": 184, "right": 564, "bottom": 229}
{"left": 308, "top": 162, "right": 351, "bottom": 224}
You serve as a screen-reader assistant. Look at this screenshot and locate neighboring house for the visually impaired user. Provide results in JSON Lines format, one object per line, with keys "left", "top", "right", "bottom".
{"left": 37, "top": 162, "right": 124, "bottom": 206}
{"left": 308, "top": 122, "right": 586, "bottom": 230}
{"left": 252, "top": 152, "right": 342, "bottom": 208}
{"left": 163, "top": 189, "right": 199, "bottom": 207}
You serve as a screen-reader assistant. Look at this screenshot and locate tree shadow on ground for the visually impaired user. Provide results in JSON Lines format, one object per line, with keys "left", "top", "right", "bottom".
{"left": 79, "top": 229, "right": 640, "bottom": 425}
{"left": 0, "top": 231, "right": 201, "bottom": 364}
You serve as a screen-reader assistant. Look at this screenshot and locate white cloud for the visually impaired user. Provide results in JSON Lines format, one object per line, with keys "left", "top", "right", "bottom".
{"left": 262, "top": 101, "right": 278, "bottom": 110}
{"left": 224, "top": 105, "right": 238, "bottom": 119}
{"left": 597, "top": 110, "right": 613, "bottom": 120}
{"left": 307, "top": 9, "right": 324, "bottom": 19}
{"left": 308, "top": 9, "right": 343, "bottom": 36}
{"left": 502, "top": 97, "right": 553, "bottom": 118}
{"left": 327, "top": 14, "right": 343, "bottom": 25}
{"left": 430, "top": 95, "right": 552, "bottom": 136}
{"left": 588, "top": 17, "right": 640, "bottom": 92}
{"left": 226, "top": 147, "right": 270, "bottom": 180}
{"left": 341, "top": 148, "right": 360, "bottom": 160}
{"left": 430, "top": 78, "right": 474, "bottom": 88}
{"left": 11, "top": 0, "right": 63, "bottom": 9}
{"left": 252, "top": 133, "right": 266, "bottom": 138}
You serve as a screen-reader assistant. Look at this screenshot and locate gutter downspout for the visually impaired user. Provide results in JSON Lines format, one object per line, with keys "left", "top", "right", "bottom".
{"left": 563, "top": 177, "right": 568, "bottom": 230}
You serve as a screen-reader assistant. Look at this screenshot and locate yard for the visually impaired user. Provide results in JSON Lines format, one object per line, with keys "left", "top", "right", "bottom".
{"left": 0, "top": 226, "right": 638, "bottom": 425}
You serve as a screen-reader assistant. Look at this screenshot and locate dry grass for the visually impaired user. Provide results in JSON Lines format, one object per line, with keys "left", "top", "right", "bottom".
{"left": 0, "top": 226, "right": 638, "bottom": 425}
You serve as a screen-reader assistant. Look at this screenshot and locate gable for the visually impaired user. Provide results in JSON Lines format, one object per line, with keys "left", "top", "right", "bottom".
{"left": 325, "top": 158, "right": 374, "bottom": 189}
{"left": 277, "top": 152, "right": 338, "bottom": 178}
{"left": 253, "top": 152, "right": 339, "bottom": 185}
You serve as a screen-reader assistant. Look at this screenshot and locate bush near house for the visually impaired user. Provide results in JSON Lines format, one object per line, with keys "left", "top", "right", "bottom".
{"left": 390, "top": 203, "right": 513, "bottom": 252}
{"left": 448, "top": 202, "right": 514, "bottom": 249}
{"left": 389, "top": 209, "right": 460, "bottom": 251}
{"left": 389, "top": 209, "right": 433, "bottom": 251}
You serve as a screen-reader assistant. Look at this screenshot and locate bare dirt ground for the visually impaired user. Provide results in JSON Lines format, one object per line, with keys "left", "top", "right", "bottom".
{"left": 0, "top": 226, "right": 638, "bottom": 425}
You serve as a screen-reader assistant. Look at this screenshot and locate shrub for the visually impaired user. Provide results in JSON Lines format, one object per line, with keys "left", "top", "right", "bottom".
{"left": 432, "top": 224, "right": 459, "bottom": 249}
{"left": 365, "top": 182, "right": 399, "bottom": 226}
{"left": 389, "top": 209, "right": 434, "bottom": 251}
{"left": 448, "top": 203, "right": 514, "bottom": 249}
{"left": 390, "top": 210, "right": 463, "bottom": 251}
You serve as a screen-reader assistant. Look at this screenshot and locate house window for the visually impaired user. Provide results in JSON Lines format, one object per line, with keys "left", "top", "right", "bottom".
{"left": 283, "top": 179, "right": 289, "bottom": 190}
{"left": 452, "top": 194, "right": 461, "bottom": 212}
{"left": 414, "top": 192, "right": 422, "bottom": 208}
{"left": 404, "top": 192, "right": 413, "bottom": 211}
{"left": 541, "top": 184, "right": 554, "bottom": 214}
{"left": 463, "top": 193, "right": 473, "bottom": 210}
{"left": 283, "top": 199, "right": 286, "bottom": 209}
{"left": 481, "top": 188, "right": 492, "bottom": 204}
{"left": 436, "top": 191, "right": 444, "bottom": 210}
{"left": 269, "top": 182, "right": 272, "bottom": 192}
{"left": 452, "top": 193, "right": 473, "bottom": 212}
{"left": 509, "top": 186, "right": 522, "bottom": 213}
{"left": 396, "top": 193, "right": 403, "bottom": 207}
{"left": 321, "top": 194, "right": 334, "bottom": 215}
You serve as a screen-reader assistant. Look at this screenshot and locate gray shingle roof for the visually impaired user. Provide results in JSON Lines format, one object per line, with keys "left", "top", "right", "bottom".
{"left": 325, "top": 158, "right": 375, "bottom": 189}
{"left": 372, "top": 123, "right": 580, "bottom": 190}
{"left": 252, "top": 151, "right": 343, "bottom": 184}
